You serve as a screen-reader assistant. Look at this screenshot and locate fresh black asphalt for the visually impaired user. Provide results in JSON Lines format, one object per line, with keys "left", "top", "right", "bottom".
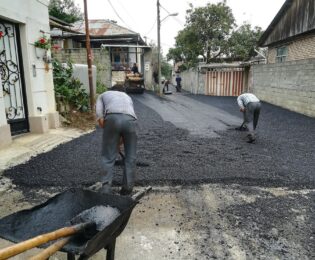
{"left": 4, "top": 92, "right": 315, "bottom": 190}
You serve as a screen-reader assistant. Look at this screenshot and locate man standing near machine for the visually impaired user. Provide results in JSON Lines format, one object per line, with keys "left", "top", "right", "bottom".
{"left": 175, "top": 74, "right": 182, "bottom": 92}
{"left": 96, "top": 89, "right": 138, "bottom": 195}
{"left": 236, "top": 93, "right": 261, "bottom": 143}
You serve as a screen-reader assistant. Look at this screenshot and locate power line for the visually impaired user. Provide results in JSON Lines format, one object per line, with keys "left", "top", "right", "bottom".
{"left": 144, "top": 19, "right": 157, "bottom": 36}
{"left": 107, "top": 0, "right": 131, "bottom": 30}
{"left": 115, "top": 0, "right": 137, "bottom": 26}
{"left": 159, "top": 3, "right": 185, "bottom": 26}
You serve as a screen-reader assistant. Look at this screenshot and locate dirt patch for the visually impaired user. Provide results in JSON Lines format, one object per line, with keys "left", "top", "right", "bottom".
{"left": 61, "top": 110, "right": 96, "bottom": 131}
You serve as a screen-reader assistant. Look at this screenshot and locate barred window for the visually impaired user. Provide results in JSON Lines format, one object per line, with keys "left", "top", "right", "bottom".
{"left": 276, "top": 46, "right": 288, "bottom": 63}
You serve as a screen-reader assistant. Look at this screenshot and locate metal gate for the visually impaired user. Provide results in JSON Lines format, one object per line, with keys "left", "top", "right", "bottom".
{"left": 205, "top": 67, "right": 246, "bottom": 96}
{"left": 0, "top": 20, "right": 28, "bottom": 135}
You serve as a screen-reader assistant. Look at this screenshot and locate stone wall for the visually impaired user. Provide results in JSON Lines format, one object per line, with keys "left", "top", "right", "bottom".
{"left": 252, "top": 59, "right": 315, "bottom": 117}
{"left": 52, "top": 48, "right": 111, "bottom": 88}
{"left": 179, "top": 68, "right": 206, "bottom": 95}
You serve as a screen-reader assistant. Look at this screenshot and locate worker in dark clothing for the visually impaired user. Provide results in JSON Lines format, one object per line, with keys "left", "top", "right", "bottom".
{"left": 163, "top": 79, "right": 170, "bottom": 93}
{"left": 175, "top": 75, "right": 182, "bottom": 92}
{"left": 153, "top": 71, "right": 158, "bottom": 84}
{"left": 236, "top": 93, "right": 261, "bottom": 143}
{"left": 131, "top": 63, "right": 139, "bottom": 74}
{"left": 96, "top": 89, "right": 138, "bottom": 195}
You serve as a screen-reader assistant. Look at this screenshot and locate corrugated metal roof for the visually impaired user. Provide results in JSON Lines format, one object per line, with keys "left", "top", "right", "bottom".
{"left": 72, "top": 19, "right": 137, "bottom": 36}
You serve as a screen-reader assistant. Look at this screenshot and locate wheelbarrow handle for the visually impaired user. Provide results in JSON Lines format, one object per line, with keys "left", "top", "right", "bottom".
{"left": 132, "top": 186, "right": 152, "bottom": 202}
{"left": 0, "top": 222, "right": 94, "bottom": 260}
{"left": 29, "top": 237, "right": 71, "bottom": 260}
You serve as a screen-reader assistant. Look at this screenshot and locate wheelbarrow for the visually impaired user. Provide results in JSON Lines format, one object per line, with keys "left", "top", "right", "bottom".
{"left": 0, "top": 187, "right": 151, "bottom": 259}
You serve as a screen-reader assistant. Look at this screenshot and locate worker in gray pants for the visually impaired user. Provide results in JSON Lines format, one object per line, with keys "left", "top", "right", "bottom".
{"left": 96, "top": 90, "right": 137, "bottom": 195}
{"left": 237, "top": 93, "right": 261, "bottom": 143}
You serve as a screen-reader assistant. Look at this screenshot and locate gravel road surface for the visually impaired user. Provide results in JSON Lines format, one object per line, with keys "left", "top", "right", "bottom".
{"left": 2, "top": 90, "right": 314, "bottom": 259}
{"left": 4, "top": 91, "right": 315, "bottom": 189}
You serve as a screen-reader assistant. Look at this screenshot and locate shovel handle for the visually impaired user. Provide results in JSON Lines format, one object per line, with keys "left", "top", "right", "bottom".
{"left": 0, "top": 222, "right": 93, "bottom": 260}
{"left": 132, "top": 186, "right": 152, "bottom": 202}
{"left": 29, "top": 237, "right": 71, "bottom": 260}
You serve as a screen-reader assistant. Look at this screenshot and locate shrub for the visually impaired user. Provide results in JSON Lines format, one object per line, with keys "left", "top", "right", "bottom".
{"left": 96, "top": 80, "right": 107, "bottom": 94}
{"left": 52, "top": 59, "right": 89, "bottom": 112}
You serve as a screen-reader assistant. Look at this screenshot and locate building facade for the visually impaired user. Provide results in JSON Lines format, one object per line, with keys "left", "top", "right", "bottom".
{"left": 51, "top": 19, "right": 153, "bottom": 89}
{"left": 0, "top": 0, "right": 59, "bottom": 148}
{"left": 254, "top": 0, "right": 315, "bottom": 117}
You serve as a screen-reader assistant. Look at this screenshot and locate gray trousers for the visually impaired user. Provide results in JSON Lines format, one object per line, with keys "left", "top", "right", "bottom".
{"left": 101, "top": 114, "right": 137, "bottom": 191}
{"left": 243, "top": 102, "right": 261, "bottom": 135}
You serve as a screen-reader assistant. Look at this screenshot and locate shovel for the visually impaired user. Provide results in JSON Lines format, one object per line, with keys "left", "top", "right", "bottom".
{"left": 0, "top": 187, "right": 152, "bottom": 260}
{"left": 29, "top": 187, "right": 152, "bottom": 259}
{"left": 0, "top": 222, "right": 93, "bottom": 260}
{"left": 29, "top": 237, "right": 71, "bottom": 260}
{"left": 116, "top": 152, "right": 149, "bottom": 167}
{"left": 0, "top": 204, "right": 121, "bottom": 260}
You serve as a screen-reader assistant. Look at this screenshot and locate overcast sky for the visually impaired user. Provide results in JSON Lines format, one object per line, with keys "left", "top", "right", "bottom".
{"left": 73, "top": 0, "right": 286, "bottom": 54}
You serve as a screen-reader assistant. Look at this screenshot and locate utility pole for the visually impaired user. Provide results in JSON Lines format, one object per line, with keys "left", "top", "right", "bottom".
{"left": 157, "top": 3, "right": 177, "bottom": 96}
{"left": 83, "top": 0, "right": 95, "bottom": 111}
{"left": 157, "top": 0, "right": 162, "bottom": 95}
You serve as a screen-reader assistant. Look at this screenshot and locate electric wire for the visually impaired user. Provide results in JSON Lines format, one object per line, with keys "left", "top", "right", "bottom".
{"left": 36, "top": 0, "right": 49, "bottom": 7}
{"left": 159, "top": 3, "right": 185, "bottom": 26}
{"left": 107, "top": 0, "right": 132, "bottom": 30}
{"left": 115, "top": 0, "right": 137, "bottom": 26}
{"left": 144, "top": 19, "right": 157, "bottom": 36}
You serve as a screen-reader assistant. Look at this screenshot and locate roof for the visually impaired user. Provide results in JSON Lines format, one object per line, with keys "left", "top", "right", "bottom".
{"left": 258, "top": 0, "right": 315, "bottom": 47}
{"left": 68, "top": 19, "right": 146, "bottom": 45}
{"left": 72, "top": 19, "right": 137, "bottom": 37}
{"left": 49, "top": 16, "right": 72, "bottom": 27}
{"left": 49, "top": 16, "right": 82, "bottom": 34}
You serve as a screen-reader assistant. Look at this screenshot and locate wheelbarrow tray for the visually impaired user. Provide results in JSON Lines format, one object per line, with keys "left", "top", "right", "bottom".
{"left": 0, "top": 188, "right": 137, "bottom": 258}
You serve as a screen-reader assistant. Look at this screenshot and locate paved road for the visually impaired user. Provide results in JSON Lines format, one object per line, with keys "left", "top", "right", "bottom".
{"left": 4, "top": 89, "right": 315, "bottom": 189}
{"left": 1, "top": 89, "right": 314, "bottom": 259}
{"left": 134, "top": 91, "right": 240, "bottom": 137}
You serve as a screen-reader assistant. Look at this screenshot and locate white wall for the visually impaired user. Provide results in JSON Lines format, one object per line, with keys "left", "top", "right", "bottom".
{"left": 72, "top": 64, "right": 97, "bottom": 95}
{"left": 0, "top": 0, "right": 59, "bottom": 133}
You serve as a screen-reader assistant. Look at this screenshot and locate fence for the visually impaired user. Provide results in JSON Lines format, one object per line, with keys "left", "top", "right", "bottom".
{"left": 205, "top": 67, "right": 247, "bottom": 96}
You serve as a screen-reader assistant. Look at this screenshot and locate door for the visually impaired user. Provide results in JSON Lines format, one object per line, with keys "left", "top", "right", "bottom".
{"left": 0, "top": 20, "right": 28, "bottom": 135}
{"left": 205, "top": 68, "right": 245, "bottom": 96}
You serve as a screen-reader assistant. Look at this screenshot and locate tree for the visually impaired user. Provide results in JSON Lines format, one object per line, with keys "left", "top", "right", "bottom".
{"left": 228, "top": 23, "right": 263, "bottom": 61}
{"left": 49, "top": 0, "right": 83, "bottom": 23}
{"left": 167, "top": 1, "right": 235, "bottom": 67}
{"left": 161, "top": 59, "right": 172, "bottom": 79}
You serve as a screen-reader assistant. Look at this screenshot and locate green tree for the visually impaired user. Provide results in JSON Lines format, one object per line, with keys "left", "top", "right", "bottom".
{"left": 228, "top": 23, "right": 263, "bottom": 61}
{"left": 49, "top": 0, "right": 83, "bottom": 23}
{"left": 167, "top": 1, "right": 235, "bottom": 67}
{"left": 161, "top": 59, "right": 172, "bottom": 79}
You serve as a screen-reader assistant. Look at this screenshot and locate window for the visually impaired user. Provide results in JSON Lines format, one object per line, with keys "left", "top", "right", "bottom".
{"left": 111, "top": 47, "right": 129, "bottom": 70}
{"left": 276, "top": 46, "right": 288, "bottom": 63}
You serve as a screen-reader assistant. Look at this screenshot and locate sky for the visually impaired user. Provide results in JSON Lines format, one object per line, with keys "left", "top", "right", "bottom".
{"left": 73, "top": 0, "right": 286, "bottom": 54}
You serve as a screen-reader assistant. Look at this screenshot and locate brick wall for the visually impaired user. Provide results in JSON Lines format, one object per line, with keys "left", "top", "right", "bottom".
{"left": 252, "top": 59, "right": 315, "bottom": 117}
{"left": 267, "top": 34, "right": 315, "bottom": 64}
{"left": 52, "top": 48, "right": 111, "bottom": 88}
